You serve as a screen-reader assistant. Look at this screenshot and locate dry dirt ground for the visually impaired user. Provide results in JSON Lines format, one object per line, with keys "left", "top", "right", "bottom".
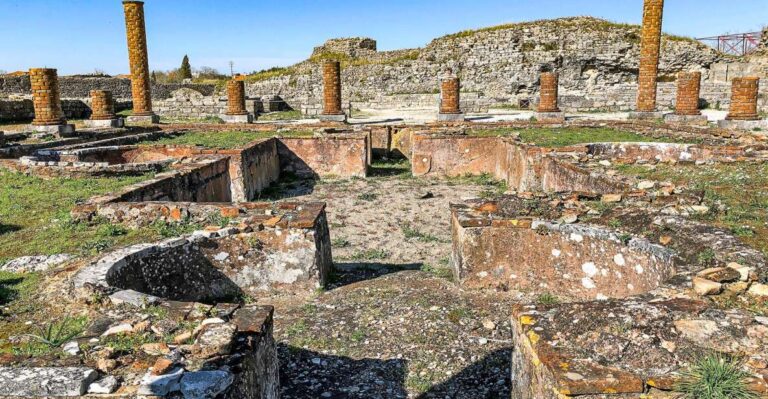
{"left": 257, "top": 169, "right": 520, "bottom": 398}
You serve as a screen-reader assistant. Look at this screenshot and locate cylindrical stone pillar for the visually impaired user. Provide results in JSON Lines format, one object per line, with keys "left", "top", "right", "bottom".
{"left": 90, "top": 90, "right": 117, "bottom": 120}
{"left": 440, "top": 77, "right": 461, "bottom": 114}
{"left": 726, "top": 77, "right": 760, "bottom": 121}
{"left": 123, "top": 1, "right": 154, "bottom": 116}
{"left": 322, "top": 60, "right": 343, "bottom": 115}
{"left": 537, "top": 72, "right": 560, "bottom": 113}
{"left": 226, "top": 79, "right": 247, "bottom": 116}
{"left": 29, "top": 68, "right": 65, "bottom": 126}
{"left": 674, "top": 72, "right": 701, "bottom": 116}
{"left": 637, "top": 0, "right": 664, "bottom": 112}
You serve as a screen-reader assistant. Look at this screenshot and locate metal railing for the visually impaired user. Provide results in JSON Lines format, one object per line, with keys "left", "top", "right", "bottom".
{"left": 696, "top": 32, "right": 763, "bottom": 56}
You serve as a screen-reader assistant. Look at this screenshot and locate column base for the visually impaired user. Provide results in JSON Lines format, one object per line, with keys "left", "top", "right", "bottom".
{"left": 628, "top": 111, "right": 667, "bottom": 120}
{"left": 717, "top": 119, "right": 767, "bottom": 130}
{"left": 84, "top": 118, "right": 125, "bottom": 129}
{"left": 221, "top": 114, "right": 254, "bottom": 124}
{"left": 29, "top": 124, "right": 76, "bottom": 136}
{"left": 318, "top": 114, "right": 348, "bottom": 123}
{"left": 437, "top": 113, "right": 465, "bottom": 122}
{"left": 126, "top": 114, "right": 160, "bottom": 124}
{"left": 534, "top": 112, "right": 566, "bottom": 123}
{"left": 663, "top": 114, "right": 709, "bottom": 126}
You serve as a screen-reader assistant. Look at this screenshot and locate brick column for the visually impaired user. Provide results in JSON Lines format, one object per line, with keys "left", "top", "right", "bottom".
{"left": 674, "top": 72, "right": 701, "bottom": 116}
{"left": 537, "top": 72, "right": 560, "bottom": 113}
{"left": 29, "top": 68, "right": 65, "bottom": 126}
{"left": 440, "top": 77, "right": 461, "bottom": 114}
{"left": 123, "top": 0, "right": 154, "bottom": 117}
{"left": 726, "top": 77, "right": 760, "bottom": 121}
{"left": 226, "top": 79, "right": 247, "bottom": 116}
{"left": 90, "top": 90, "right": 116, "bottom": 120}
{"left": 322, "top": 60, "right": 343, "bottom": 115}
{"left": 637, "top": 0, "right": 664, "bottom": 112}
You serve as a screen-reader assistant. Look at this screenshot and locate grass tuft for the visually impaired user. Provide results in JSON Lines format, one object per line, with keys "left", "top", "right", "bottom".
{"left": 678, "top": 353, "right": 757, "bottom": 399}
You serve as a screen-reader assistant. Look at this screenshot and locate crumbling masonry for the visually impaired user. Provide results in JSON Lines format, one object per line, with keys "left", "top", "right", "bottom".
{"left": 438, "top": 76, "right": 464, "bottom": 121}
{"left": 89, "top": 90, "right": 117, "bottom": 121}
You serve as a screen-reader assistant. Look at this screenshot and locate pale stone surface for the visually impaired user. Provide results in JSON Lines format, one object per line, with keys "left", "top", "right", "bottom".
{"left": 717, "top": 119, "right": 768, "bottom": 130}
{"left": 0, "top": 254, "right": 72, "bottom": 273}
{"left": 88, "top": 375, "right": 119, "bottom": 394}
{"left": 664, "top": 113, "right": 709, "bottom": 126}
{"left": 138, "top": 367, "right": 184, "bottom": 396}
{"left": 627, "top": 111, "right": 667, "bottom": 120}
{"left": 126, "top": 114, "right": 160, "bottom": 124}
{"left": 318, "top": 114, "right": 347, "bottom": 122}
{"left": 534, "top": 111, "right": 566, "bottom": 122}
{"left": 84, "top": 118, "right": 124, "bottom": 128}
{"left": 109, "top": 289, "right": 160, "bottom": 307}
{"left": 180, "top": 370, "right": 234, "bottom": 399}
{"left": 221, "top": 113, "right": 254, "bottom": 124}
{"left": 29, "top": 123, "right": 76, "bottom": 136}
{"left": 748, "top": 283, "right": 768, "bottom": 297}
{"left": 692, "top": 276, "right": 722, "bottom": 296}
{"left": 0, "top": 367, "right": 97, "bottom": 397}
{"left": 437, "top": 113, "right": 465, "bottom": 122}
{"left": 102, "top": 323, "right": 134, "bottom": 337}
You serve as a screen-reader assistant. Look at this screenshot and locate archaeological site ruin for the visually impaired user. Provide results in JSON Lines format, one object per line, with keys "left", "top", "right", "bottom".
{"left": 0, "top": 0, "right": 767, "bottom": 398}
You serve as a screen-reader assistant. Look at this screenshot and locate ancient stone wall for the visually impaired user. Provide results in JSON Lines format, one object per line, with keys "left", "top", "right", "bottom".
{"left": 0, "top": 75, "right": 217, "bottom": 100}
{"left": 277, "top": 135, "right": 368, "bottom": 178}
{"left": 246, "top": 17, "right": 732, "bottom": 112}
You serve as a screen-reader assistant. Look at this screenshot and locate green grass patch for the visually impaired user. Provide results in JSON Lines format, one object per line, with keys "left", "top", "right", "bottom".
{"left": 144, "top": 130, "right": 313, "bottom": 149}
{"left": 0, "top": 171, "right": 168, "bottom": 262}
{"left": 615, "top": 163, "right": 768, "bottom": 257}
{"left": 258, "top": 110, "right": 307, "bottom": 121}
{"left": 471, "top": 127, "right": 692, "bottom": 147}
{"left": 401, "top": 223, "right": 441, "bottom": 243}
{"left": 678, "top": 353, "right": 757, "bottom": 399}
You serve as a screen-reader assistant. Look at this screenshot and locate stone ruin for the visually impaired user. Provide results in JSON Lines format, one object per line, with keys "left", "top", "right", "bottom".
{"left": 0, "top": 0, "right": 768, "bottom": 398}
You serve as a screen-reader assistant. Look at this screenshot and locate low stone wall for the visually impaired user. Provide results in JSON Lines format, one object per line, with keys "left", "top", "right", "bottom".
{"left": 277, "top": 134, "right": 369, "bottom": 178}
{"left": 451, "top": 197, "right": 674, "bottom": 299}
{"left": 409, "top": 133, "right": 629, "bottom": 193}
{"left": 232, "top": 139, "right": 280, "bottom": 202}
{"left": 74, "top": 202, "right": 332, "bottom": 296}
{"left": 0, "top": 157, "right": 167, "bottom": 179}
{"left": 83, "top": 156, "right": 232, "bottom": 207}
{"left": 586, "top": 142, "right": 768, "bottom": 164}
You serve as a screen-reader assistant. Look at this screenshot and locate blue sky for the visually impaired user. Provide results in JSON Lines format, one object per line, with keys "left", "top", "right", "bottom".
{"left": 0, "top": 0, "right": 765, "bottom": 75}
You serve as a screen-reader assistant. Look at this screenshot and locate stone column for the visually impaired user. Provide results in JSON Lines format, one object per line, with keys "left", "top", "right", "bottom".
{"left": 726, "top": 77, "right": 760, "bottom": 120}
{"left": 534, "top": 72, "right": 566, "bottom": 122}
{"left": 319, "top": 60, "right": 346, "bottom": 122}
{"left": 90, "top": 90, "right": 116, "bottom": 120}
{"left": 123, "top": 0, "right": 158, "bottom": 123}
{"left": 438, "top": 77, "right": 464, "bottom": 121}
{"left": 718, "top": 77, "right": 766, "bottom": 129}
{"left": 633, "top": 0, "right": 664, "bottom": 117}
{"left": 29, "top": 68, "right": 74, "bottom": 134}
{"left": 664, "top": 72, "right": 707, "bottom": 125}
{"left": 674, "top": 72, "right": 701, "bottom": 116}
{"left": 85, "top": 90, "right": 124, "bottom": 128}
{"left": 222, "top": 78, "right": 253, "bottom": 124}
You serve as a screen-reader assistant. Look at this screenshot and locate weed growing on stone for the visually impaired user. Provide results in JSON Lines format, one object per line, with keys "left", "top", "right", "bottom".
{"left": 678, "top": 353, "right": 757, "bottom": 399}
{"left": 349, "top": 249, "right": 390, "bottom": 261}
{"left": 356, "top": 192, "right": 377, "bottom": 201}
{"left": 331, "top": 236, "right": 351, "bottom": 248}
{"left": 537, "top": 293, "right": 560, "bottom": 305}
{"left": 420, "top": 263, "right": 454, "bottom": 281}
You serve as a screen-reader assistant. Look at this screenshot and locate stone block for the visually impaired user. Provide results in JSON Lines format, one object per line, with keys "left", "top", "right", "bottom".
{"left": 627, "top": 111, "right": 666, "bottom": 121}
{"left": 221, "top": 113, "right": 253, "bottom": 124}
{"left": 0, "top": 367, "right": 98, "bottom": 397}
{"left": 127, "top": 114, "right": 160, "bottom": 124}
{"left": 29, "top": 123, "right": 76, "bottom": 136}
{"left": 664, "top": 113, "right": 709, "bottom": 126}
{"left": 84, "top": 118, "right": 125, "bottom": 128}
{"left": 534, "top": 111, "right": 566, "bottom": 123}
{"left": 437, "top": 112, "right": 465, "bottom": 122}
{"left": 318, "top": 113, "right": 347, "bottom": 122}
{"left": 717, "top": 119, "right": 768, "bottom": 130}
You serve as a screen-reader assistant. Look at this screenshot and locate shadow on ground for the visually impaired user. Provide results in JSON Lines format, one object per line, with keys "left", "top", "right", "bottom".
{"left": 329, "top": 262, "right": 423, "bottom": 289}
{"left": 278, "top": 345, "right": 511, "bottom": 399}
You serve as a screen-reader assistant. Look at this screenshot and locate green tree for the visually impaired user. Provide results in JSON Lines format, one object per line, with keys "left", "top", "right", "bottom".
{"left": 179, "top": 55, "right": 192, "bottom": 79}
